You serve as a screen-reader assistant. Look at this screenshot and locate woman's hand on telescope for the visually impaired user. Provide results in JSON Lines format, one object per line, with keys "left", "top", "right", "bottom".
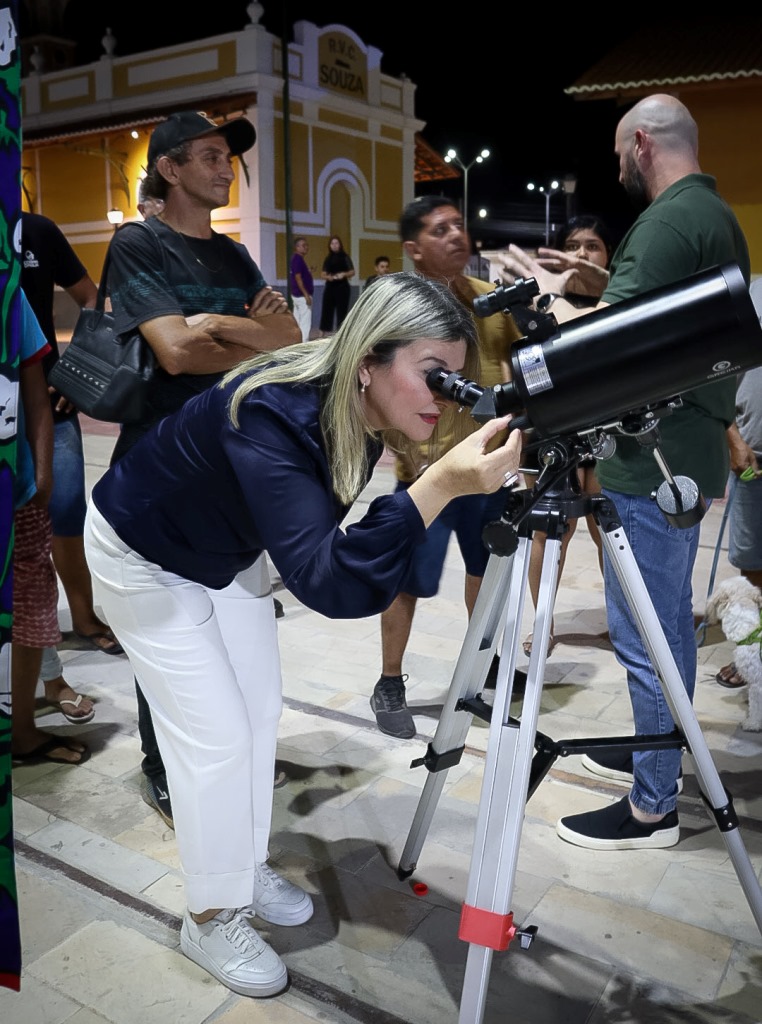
{"left": 496, "top": 243, "right": 574, "bottom": 299}
{"left": 407, "top": 416, "right": 522, "bottom": 528}
{"left": 535, "top": 246, "right": 610, "bottom": 298}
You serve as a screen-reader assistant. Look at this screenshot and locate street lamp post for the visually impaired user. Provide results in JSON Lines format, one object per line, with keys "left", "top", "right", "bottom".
{"left": 562, "top": 173, "right": 578, "bottom": 223}
{"left": 527, "top": 174, "right": 578, "bottom": 246}
{"left": 526, "top": 179, "right": 560, "bottom": 246}
{"left": 444, "top": 147, "right": 490, "bottom": 229}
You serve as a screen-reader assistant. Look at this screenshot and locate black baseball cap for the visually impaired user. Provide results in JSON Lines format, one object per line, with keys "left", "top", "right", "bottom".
{"left": 147, "top": 111, "right": 256, "bottom": 165}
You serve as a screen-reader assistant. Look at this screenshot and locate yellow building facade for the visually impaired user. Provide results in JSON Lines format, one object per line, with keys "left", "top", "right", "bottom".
{"left": 20, "top": 10, "right": 422, "bottom": 302}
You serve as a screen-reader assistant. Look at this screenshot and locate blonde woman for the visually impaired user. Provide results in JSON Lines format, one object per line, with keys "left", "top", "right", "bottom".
{"left": 84, "top": 272, "right": 521, "bottom": 999}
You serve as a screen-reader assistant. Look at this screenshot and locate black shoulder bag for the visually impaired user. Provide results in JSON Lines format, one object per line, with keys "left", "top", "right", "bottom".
{"left": 48, "top": 221, "right": 158, "bottom": 425}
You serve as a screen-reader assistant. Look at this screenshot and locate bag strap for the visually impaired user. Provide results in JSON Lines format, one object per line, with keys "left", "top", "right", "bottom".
{"left": 98, "top": 218, "right": 165, "bottom": 310}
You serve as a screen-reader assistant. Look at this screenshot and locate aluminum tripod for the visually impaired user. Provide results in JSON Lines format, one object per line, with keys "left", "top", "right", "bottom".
{"left": 397, "top": 455, "right": 762, "bottom": 1024}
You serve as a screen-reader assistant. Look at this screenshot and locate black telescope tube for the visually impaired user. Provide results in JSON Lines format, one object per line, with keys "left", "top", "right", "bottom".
{"left": 505, "top": 262, "right": 762, "bottom": 437}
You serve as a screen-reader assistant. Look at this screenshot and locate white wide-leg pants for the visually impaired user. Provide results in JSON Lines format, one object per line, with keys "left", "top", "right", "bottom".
{"left": 84, "top": 503, "right": 282, "bottom": 913}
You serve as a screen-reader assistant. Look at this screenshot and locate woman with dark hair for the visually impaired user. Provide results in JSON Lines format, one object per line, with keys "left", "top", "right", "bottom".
{"left": 537, "top": 214, "right": 614, "bottom": 309}
{"left": 522, "top": 214, "right": 615, "bottom": 655}
{"left": 319, "top": 234, "right": 355, "bottom": 335}
{"left": 83, "top": 271, "right": 521, "bottom": 1000}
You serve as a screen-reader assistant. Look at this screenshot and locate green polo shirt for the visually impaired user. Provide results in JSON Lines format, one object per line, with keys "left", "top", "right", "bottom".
{"left": 597, "top": 174, "right": 750, "bottom": 498}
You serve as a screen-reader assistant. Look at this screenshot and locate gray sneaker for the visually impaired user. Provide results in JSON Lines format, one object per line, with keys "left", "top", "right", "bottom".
{"left": 246, "top": 861, "right": 314, "bottom": 926}
{"left": 180, "top": 908, "right": 287, "bottom": 997}
{"left": 370, "top": 674, "right": 415, "bottom": 739}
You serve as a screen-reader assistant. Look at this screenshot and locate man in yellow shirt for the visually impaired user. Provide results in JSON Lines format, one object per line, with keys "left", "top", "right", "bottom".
{"left": 371, "top": 196, "right": 521, "bottom": 738}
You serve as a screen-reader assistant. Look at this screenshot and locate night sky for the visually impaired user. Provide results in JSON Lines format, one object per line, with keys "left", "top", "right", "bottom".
{"left": 51, "top": 1, "right": 637, "bottom": 246}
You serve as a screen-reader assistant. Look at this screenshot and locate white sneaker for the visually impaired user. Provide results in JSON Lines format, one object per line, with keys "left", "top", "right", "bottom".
{"left": 180, "top": 908, "right": 288, "bottom": 997}
{"left": 246, "top": 861, "right": 314, "bottom": 926}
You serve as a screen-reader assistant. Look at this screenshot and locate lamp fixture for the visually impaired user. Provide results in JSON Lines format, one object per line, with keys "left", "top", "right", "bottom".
{"left": 444, "top": 147, "right": 491, "bottom": 229}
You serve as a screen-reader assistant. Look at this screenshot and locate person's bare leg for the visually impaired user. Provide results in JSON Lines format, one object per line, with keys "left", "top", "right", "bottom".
{"left": 11, "top": 644, "right": 87, "bottom": 761}
{"left": 374, "top": 593, "right": 418, "bottom": 737}
{"left": 52, "top": 535, "right": 121, "bottom": 653}
{"left": 581, "top": 465, "right": 605, "bottom": 576}
{"left": 524, "top": 528, "right": 573, "bottom": 651}
{"left": 381, "top": 592, "right": 418, "bottom": 676}
{"left": 52, "top": 535, "right": 109, "bottom": 636}
{"left": 742, "top": 568, "right": 762, "bottom": 588}
{"left": 585, "top": 514, "right": 605, "bottom": 575}
{"left": 193, "top": 909, "right": 223, "bottom": 924}
{"left": 464, "top": 572, "right": 482, "bottom": 619}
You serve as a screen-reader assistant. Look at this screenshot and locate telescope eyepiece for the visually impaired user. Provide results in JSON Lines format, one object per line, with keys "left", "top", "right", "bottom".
{"left": 426, "top": 368, "right": 485, "bottom": 407}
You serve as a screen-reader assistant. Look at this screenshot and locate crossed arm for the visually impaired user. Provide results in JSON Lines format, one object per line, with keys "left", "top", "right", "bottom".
{"left": 138, "top": 285, "right": 301, "bottom": 375}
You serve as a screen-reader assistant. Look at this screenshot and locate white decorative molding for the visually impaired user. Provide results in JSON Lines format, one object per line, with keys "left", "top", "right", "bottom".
{"left": 48, "top": 76, "right": 91, "bottom": 102}
{"left": 127, "top": 50, "right": 221, "bottom": 87}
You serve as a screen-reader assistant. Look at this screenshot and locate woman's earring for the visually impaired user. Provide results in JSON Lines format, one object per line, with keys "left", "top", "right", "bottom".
{"left": 360, "top": 380, "right": 368, "bottom": 393}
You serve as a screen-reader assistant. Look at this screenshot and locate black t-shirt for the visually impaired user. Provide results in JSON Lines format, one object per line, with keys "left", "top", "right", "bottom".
{"left": 21, "top": 211, "right": 90, "bottom": 421}
{"left": 107, "top": 217, "right": 267, "bottom": 460}
{"left": 322, "top": 251, "right": 354, "bottom": 282}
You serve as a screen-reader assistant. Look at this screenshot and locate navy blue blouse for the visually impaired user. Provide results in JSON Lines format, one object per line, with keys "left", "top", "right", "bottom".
{"left": 92, "top": 376, "right": 426, "bottom": 618}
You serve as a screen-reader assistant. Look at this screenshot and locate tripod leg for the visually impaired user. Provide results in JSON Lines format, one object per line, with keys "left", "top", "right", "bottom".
{"left": 601, "top": 523, "right": 762, "bottom": 934}
{"left": 397, "top": 539, "right": 529, "bottom": 878}
{"left": 458, "top": 535, "right": 563, "bottom": 1024}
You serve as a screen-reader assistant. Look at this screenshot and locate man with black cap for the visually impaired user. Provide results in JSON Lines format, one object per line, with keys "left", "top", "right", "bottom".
{"left": 105, "top": 111, "right": 299, "bottom": 834}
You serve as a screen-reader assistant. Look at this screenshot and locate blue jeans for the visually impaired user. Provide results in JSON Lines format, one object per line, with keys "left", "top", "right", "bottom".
{"left": 49, "top": 417, "right": 87, "bottom": 537}
{"left": 602, "top": 490, "right": 704, "bottom": 815}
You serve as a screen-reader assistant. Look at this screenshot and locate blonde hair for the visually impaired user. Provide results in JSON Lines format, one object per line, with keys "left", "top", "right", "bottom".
{"left": 222, "top": 272, "right": 480, "bottom": 504}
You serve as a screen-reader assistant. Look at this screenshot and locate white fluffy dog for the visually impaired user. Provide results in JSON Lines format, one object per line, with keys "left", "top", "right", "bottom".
{"left": 705, "top": 576, "right": 762, "bottom": 731}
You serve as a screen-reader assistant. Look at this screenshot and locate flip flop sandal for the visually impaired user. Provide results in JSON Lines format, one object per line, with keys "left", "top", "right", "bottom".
{"left": 49, "top": 693, "right": 96, "bottom": 724}
{"left": 12, "top": 735, "right": 91, "bottom": 766}
{"left": 74, "top": 630, "right": 124, "bottom": 656}
{"left": 523, "top": 633, "right": 556, "bottom": 658}
{"left": 715, "top": 662, "right": 746, "bottom": 688}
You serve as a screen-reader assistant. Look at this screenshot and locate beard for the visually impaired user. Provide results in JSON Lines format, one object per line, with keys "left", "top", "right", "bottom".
{"left": 621, "top": 152, "right": 649, "bottom": 212}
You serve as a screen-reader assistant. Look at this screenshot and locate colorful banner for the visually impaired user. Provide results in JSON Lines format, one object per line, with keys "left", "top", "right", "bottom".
{"left": 0, "top": 0, "right": 21, "bottom": 993}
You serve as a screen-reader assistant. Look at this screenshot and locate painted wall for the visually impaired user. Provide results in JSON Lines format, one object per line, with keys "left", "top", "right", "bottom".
{"left": 685, "top": 86, "right": 762, "bottom": 266}
{"left": 20, "top": 14, "right": 423, "bottom": 310}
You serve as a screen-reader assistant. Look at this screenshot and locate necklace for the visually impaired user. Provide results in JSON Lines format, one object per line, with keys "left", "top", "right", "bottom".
{"left": 158, "top": 216, "right": 224, "bottom": 273}
{"left": 181, "top": 232, "right": 223, "bottom": 274}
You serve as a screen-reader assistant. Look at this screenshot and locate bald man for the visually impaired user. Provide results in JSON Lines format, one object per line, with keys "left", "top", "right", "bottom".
{"left": 498, "top": 94, "right": 750, "bottom": 851}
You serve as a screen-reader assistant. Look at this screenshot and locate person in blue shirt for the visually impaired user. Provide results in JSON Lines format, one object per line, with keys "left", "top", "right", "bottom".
{"left": 83, "top": 271, "right": 521, "bottom": 1000}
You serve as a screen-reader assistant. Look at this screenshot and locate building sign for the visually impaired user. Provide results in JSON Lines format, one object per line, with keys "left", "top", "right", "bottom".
{"left": 318, "top": 31, "right": 367, "bottom": 99}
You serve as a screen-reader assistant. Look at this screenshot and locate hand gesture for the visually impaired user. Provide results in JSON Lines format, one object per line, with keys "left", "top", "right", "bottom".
{"left": 495, "top": 243, "right": 574, "bottom": 297}
{"left": 535, "top": 246, "right": 610, "bottom": 298}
